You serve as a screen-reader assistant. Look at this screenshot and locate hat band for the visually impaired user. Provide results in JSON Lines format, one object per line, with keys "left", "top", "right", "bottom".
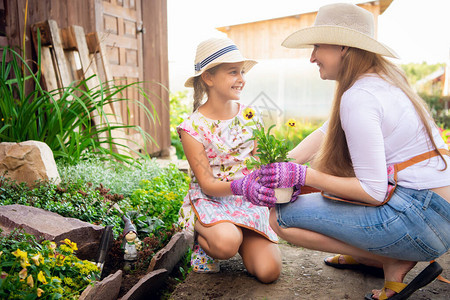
{"left": 194, "top": 45, "right": 238, "bottom": 72}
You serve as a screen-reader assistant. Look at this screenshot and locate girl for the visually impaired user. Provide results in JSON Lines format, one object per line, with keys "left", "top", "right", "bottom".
{"left": 258, "top": 3, "right": 449, "bottom": 299}
{"left": 177, "top": 37, "right": 281, "bottom": 283}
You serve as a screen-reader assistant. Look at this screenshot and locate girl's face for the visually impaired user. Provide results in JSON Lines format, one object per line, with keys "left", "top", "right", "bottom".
{"left": 204, "top": 62, "right": 246, "bottom": 101}
{"left": 310, "top": 44, "right": 346, "bottom": 80}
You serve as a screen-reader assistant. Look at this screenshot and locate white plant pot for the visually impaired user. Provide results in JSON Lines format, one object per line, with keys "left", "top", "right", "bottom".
{"left": 274, "top": 187, "right": 294, "bottom": 204}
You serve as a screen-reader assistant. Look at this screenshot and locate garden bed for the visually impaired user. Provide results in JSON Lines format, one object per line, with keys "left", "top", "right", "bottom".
{"left": 0, "top": 158, "right": 192, "bottom": 299}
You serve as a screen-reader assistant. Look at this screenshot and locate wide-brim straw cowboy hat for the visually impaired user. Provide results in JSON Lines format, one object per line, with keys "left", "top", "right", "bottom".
{"left": 282, "top": 3, "right": 399, "bottom": 59}
{"left": 184, "top": 38, "right": 257, "bottom": 87}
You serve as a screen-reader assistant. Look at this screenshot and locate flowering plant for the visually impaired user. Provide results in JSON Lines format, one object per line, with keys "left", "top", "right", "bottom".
{"left": 246, "top": 118, "right": 296, "bottom": 170}
{"left": 0, "top": 229, "right": 99, "bottom": 299}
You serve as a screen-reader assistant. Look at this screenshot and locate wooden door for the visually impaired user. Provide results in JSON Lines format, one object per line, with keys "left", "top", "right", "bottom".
{"left": 95, "top": 0, "right": 145, "bottom": 146}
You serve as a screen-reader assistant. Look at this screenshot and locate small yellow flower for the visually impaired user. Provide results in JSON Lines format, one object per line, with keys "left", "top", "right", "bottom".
{"left": 243, "top": 107, "right": 255, "bottom": 120}
{"left": 60, "top": 244, "right": 74, "bottom": 254}
{"left": 27, "top": 274, "right": 34, "bottom": 288}
{"left": 55, "top": 254, "right": 66, "bottom": 266}
{"left": 37, "top": 288, "right": 44, "bottom": 297}
{"left": 13, "top": 249, "right": 31, "bottom": 268}
{"left": 285, "top": 118, "right": 296, "bottom": 127}
{"left": 61, "top": 239, "right": 78, "bottom": 251}
{"left": 12, "top": 248, "right": 27, "bottom": 260}
{"left": 37, "top": 271, "right": 48, "bottom": 284}
{"left": 46, "top": 241, "right": 57, "bottom": 251}
{"left": 31, "top": 253, "right": 43, "bottom": 266}
{"left": 19, "top": 268, "right": 28, "bottom": 280}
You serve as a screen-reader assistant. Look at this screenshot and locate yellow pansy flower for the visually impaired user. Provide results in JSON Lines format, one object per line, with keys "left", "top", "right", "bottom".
{"left": 37, "top": 271, "right": 48, "bottom": 284}
{"left": 31, "top": 253, "right": 43, "bottom": 266}
{"left": 27, "top": 274, "right": 34, "bottom": 287}
{"left": 37, "top": 288, "right": 44, "bottom": 297}
{"left": 285, "top": 118, "right": 296, "bottom": 127}
{"left": 55, "top": 254, "right": 66, "bottom": 266}
{"left": 243, "top": 107, "right": 255, "bottom": 120}
{"left": 61, "top": 239, "right": 78, "bottom": 251}
{"left": 12, "top": 248, "right": 27, "bottom": 260}
{"left": 19, "top": 268, "right": 28, "bottom": 280}
{"left": 13, "top": 249, "right": 31, "bottom": 268}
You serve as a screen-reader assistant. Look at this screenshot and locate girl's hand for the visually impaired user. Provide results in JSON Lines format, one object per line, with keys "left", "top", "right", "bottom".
{"left": 231, "top": 170, "right": 277, "bottom": 207}
{"left": 260, "top": 162, "right": 307, "bottom": 189}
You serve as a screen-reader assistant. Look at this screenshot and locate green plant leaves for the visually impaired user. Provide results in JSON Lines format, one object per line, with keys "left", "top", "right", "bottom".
{"left": 247, "top": 123, "right": 293, "bottom": 169}
{"left": 0, "top": 35, "right": 160, "bottom": 165}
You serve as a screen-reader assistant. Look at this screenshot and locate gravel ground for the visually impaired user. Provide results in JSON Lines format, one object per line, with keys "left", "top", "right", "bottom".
{"left": 169, "top": 240, "right": 450, "bottom": 300}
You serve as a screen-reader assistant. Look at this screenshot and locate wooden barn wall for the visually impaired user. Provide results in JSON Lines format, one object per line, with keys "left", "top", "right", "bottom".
{"left": 2, "top": 0, "right": 170, "bottom": 156}
{"left": 141, "top": 0, "right": 170, "bottom": 156}
{"left": 218, "top": 3, "right": 381, "bottom": 60}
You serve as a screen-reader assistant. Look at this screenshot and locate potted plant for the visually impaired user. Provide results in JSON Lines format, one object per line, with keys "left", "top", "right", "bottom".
{"left": 246, "top": 118, "right": 296, "bottom": 203}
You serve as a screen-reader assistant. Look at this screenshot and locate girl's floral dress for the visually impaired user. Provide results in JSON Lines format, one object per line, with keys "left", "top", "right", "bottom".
{"left": 177, "top": 104, "right": 278, "bottom": 243}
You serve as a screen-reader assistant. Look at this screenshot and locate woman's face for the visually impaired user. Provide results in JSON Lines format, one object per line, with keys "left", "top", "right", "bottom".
{"left": 310, "top": 44, "right": 346, "bottom": 80}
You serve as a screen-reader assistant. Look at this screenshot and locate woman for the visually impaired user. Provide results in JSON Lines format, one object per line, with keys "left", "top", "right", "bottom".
{"left": 259, "top": 3, "right": 450, "bottom": 300}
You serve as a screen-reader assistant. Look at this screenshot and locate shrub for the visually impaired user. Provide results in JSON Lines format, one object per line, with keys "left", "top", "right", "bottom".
{"left": 0, "top": 177, "right": 123, "bottom": 236}
{"left": 57, "top": 155, "right": 162, "bottom": 197}
{"left": 0, "top": 36, "right": 158, "bottom": 165}
{"left": 121, "top": 164, "right": 190, "bottom": 236}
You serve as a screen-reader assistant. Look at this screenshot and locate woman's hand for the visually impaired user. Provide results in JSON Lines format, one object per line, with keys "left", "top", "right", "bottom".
{"left": 231, "top": 170, "right": 277, "bottom": 207}
{"left": 260, "top": 162, "right": 307, "bottom": 189}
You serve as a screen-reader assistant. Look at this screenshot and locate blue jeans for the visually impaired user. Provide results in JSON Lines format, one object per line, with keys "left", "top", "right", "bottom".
{"left": 275, "top": 186, "right": 450, "bottom": 261}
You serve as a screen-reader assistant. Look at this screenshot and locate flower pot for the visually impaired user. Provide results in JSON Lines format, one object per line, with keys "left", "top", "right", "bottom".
{"left": 274, "top": 187, "right": 294, "bottom": 204}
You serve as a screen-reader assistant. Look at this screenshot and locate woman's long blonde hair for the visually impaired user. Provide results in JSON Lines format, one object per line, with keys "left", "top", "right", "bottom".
{"left": 313, "top": 47, "right": 446, "bottom": 177}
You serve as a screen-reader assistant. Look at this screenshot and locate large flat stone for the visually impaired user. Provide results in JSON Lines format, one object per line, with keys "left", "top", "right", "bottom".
{"left": 79, "top": 270, "right": 122, "bottom": 300}
{"left": 148, "top": 231, "right": 193, "bottom": 273}
{"left": 0, "top": 204, "right": 103, "bottom": 260}
{"left": 120, "top": 268, "right": 168, "bottom": 300}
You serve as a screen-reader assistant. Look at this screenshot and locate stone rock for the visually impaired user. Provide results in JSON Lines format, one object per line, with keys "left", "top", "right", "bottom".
{"left": 0, "top": 204, "right": 103, "bottom": 260}
{"left": 79, "top": 270, "right": 122, "bottom": 300}
{"left": 120, "top": 269, "right": 168, "bottom": 300}
{"left": 0, "top": 141, "right": 60, "bottom": 186}
{"left": 148, "top": 231, "right": 193, "bottom": 273}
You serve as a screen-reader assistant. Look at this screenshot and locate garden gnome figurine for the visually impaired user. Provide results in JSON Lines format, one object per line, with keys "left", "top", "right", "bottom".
{"left": 122, "top": 216, "right": 142, "bottom": 263}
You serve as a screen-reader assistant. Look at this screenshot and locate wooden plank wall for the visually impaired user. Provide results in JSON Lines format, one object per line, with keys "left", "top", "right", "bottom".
{"left": 217, "top": 3, "right": 381, "bottom": 60}
{"left": 3, "top": 0, "right": 170, "bottom": 157}
{"left": 142, "top": 0, "right": 170, "bottom": 156}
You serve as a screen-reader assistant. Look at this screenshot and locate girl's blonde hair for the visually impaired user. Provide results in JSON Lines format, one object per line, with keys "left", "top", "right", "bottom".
{"left": 313, "top": 47, "right": 446, "bottom": 177}
{"left": 192, "top": 65, "right": 220, "bottom": 112}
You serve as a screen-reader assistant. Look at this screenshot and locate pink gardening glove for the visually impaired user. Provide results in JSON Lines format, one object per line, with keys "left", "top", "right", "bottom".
{"left": 260, "top": 162, "right": 307, "bottom": 189}
{"left": 231, "top": 170, "right": 277, "bottom": 207}
{"left": 260, "top": 162, "right": 307, "bottom": 203}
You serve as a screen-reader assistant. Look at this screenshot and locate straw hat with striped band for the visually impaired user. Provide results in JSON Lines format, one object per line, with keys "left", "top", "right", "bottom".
{"left": 184, "top": 38, "right": 257, "bottom": 88}
{"left": 282, "top": 3, "right": 399, "bottom": 59}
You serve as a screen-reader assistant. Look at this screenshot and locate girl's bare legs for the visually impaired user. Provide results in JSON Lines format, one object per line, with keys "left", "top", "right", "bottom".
{"left": 195, "top": 221, "right": 282, "bottom": 283}
{"left": 269, "top": 209, "right": 416, "bottom": 299}
{"left": 239, "top": 228, "right": 282, "bottom": 283}
{"left": 195, "top": 221, "right": 242, "bottom": 259}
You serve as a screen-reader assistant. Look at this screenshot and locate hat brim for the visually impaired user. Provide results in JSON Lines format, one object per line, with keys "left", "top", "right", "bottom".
{"left": 184, "top": 59, "right": 258, "bottom": 88}
{"left": 282, "top": 25, "right": 399, "bottom": 59}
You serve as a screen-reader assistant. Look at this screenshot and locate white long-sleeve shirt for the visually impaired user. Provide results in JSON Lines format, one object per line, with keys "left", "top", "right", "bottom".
{"left": 320, "top": 75, "right": 449, "bottom": 202}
